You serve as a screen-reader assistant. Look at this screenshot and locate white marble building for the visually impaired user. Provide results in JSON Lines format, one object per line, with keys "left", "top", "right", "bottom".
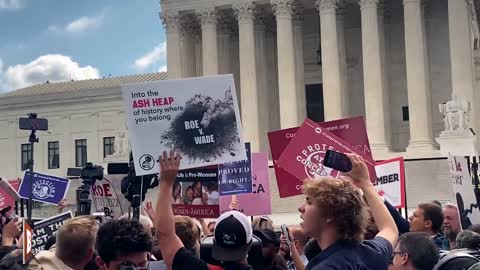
{"left": 0, "top": 0, "right": 479, "bottom": 218}
{"left": 160, "top": 0, "right": 480, "bottom": 160}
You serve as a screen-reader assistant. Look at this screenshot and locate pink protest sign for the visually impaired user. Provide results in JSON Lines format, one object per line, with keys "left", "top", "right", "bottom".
{"left": 276, "top": 119, "right": 377, "bottom": 190}
{"left": 0, "top": 179, "right": 21, "bottom": 212}
{"left": 219, "top": 152, "right": 271, "bottom": 216}
{"left": 268, "top": 116, "right": 374, "bottom": 198}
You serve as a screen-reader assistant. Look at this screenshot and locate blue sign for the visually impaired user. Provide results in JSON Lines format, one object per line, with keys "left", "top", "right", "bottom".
{"left": 219, "top": 143, "right": 252, "bottom": 196}
{"left": 19, "top": 171, "right": 70, "bottom": 205}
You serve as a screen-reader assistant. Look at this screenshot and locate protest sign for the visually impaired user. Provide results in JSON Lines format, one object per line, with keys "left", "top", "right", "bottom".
{"left": 220, "top": 152, "right": 271, "bottom": 216}
{"left": 19, "top": 172, "right": 70, "bottom": 205}
{"left": 374, "top": 157, "right": 406, "bottom": 208}
{"left": 23, "top": 220, "right": 33, "bottom": 264}
{"left": 447, "top": 155, "right": 480, "bottom": 229}
{"left": 0, "top": 179, "right": 20, "bottom": 212}
{"left": 122, "top": 74, "right": 247, "bottom": 176}
{"left": 172, "top": 166, "right": 220, "bottom": 218}
{"left": 32, "top": 211, "right": 73, "bottom": 255}
{"left": 91, "top": 175, "right": 128, "bottom": 220}
{"left": 277, "top": 119, "right": 376, "bottom": 186}
{"left": 269, "top": 116, "right": 375, "bottom": 197}
{"left": 219, "top": 143, "right": 252, "bottom": 195}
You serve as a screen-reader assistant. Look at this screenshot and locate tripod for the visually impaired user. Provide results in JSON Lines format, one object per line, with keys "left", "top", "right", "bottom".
{"left": 26, "top": 129, "right": 38, "bottom": 224}
{"left": 76, "top": 178, "right": 95, "bottom": 216}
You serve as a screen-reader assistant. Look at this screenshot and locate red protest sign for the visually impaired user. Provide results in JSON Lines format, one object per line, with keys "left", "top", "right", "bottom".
{"left": 275, "top": 118, "right": 377, "bottom": 195}
{"left": 268, "top": 116, "right": 375, "bottom": 198}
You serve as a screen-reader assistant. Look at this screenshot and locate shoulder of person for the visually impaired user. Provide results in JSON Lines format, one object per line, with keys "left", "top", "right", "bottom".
{"left": 172, "top": 247, "right": 208, "bottom": 270}
{"left": 362, "top": 236, "right": 393, "bottom": 254}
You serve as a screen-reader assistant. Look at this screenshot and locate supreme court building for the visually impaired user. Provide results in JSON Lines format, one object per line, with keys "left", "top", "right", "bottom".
{"left": 160, "top": 0, "right": 480, "bottom": 160}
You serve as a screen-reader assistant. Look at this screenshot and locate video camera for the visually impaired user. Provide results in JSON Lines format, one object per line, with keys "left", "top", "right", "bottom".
{"left": 67, "top": 163, "right": 104, "bottom": 216}
{"left": 107, "top": 152, "right": 158, "bottom": 221}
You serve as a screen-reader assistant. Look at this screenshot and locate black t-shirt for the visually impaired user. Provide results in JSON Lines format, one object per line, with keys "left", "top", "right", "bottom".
{"left": 172, "top": 247, "right": 209, "bottom": 270}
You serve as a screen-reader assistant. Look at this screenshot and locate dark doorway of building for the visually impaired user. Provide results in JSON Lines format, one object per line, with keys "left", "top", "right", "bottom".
{"left": 306, "top": 83, "right": 324, "bottom": 122}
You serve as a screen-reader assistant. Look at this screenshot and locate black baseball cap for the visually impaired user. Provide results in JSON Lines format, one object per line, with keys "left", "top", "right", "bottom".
{"left": 212, "top": 211, "right": 253, "bottom": 262}
{"left": 254, "top": 229, "right": 281, "bottom": 247}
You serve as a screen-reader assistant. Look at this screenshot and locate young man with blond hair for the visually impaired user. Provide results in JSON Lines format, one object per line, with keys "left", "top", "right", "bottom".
{"left": 30, "top": 216, "right": 98, "bottom": 270}
{"left": 300, "top": 153, "right": 398, "bottom": 269}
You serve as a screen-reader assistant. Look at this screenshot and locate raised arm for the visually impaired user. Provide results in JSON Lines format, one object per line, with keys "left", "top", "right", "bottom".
{"left": 345, "top": 154, "right": 398, "bottom": 247}
{"left": 155, "top": 150, "right": 183, "bottom": 268}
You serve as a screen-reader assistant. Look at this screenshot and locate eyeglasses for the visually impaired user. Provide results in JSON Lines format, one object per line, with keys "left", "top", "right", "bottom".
{"left": 389, "top": 251, "right": 407, "bottom": 264}
{"left": 118, "top": 255, "right": 151, "bottom": 270}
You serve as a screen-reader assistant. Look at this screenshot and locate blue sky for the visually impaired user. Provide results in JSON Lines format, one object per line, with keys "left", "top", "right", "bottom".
{"left": 0, "top": 0, "right": 167, "bottom": 92}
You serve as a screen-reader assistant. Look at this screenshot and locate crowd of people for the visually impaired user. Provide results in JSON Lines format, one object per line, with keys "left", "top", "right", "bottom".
{"left": 0, "top": 151, "right": 479, "bottom": 269}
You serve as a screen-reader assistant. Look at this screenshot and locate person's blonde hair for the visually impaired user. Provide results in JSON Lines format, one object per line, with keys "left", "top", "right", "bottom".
{"left": 56, "top": 216, "right": 98, "bottom": 265}
{"left": 303, "top": 177, "right": 368, "bottom": 244}
{"left": 174, "top": 216, "right": 201, "bottom": 256}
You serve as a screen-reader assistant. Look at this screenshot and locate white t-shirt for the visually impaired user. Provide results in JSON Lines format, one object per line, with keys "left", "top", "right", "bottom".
{"left": 207, "top": 191, "right": 219, "bottom": 205}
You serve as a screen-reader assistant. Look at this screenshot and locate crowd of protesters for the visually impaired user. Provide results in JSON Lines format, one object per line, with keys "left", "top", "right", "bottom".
{"left": 0, "top": 151, "right": 479, "bottom": 269}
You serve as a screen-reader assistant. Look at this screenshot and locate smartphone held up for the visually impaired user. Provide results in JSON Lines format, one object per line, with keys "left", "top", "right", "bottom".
{"left": 323, "top": 150, "right": 352, "bottom": 173}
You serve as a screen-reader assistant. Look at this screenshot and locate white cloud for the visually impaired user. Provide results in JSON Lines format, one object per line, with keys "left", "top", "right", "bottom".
{"left": 48, "top": 13, "right": 104, "bottom": 34}
{"left": 158, "top": 65, "right": 167, "bottom": 73}
{"left": 0, "top": 0, "right": 24, "bottom": 10}
{"left": 134, "top": 42, "right": 167, "bottom": 71}
{"left": 65, "top": 15, "right": 102, "bottom": 33}
{"left": 0, "top": 54, "right": 100, "bottom": 92}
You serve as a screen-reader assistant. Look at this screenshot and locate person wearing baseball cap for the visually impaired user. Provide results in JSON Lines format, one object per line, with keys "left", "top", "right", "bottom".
{"left": 253, "top": 229, "right": 287, "bottom": 270}
{"left": 212, "top": 211, "right": 254, "bottom": 270}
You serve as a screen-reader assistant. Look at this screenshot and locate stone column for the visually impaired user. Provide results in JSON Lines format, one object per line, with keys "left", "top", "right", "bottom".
{"left": 160, "top": 11, "right": 182, "bottom": 79}
{"left": 448, "top": 0, "right": 477, "bottom": 131}
{"left": 337, "top": 2, "right": 349, "bottom": 117}
{"left": 265, "top": 17, "right": 281, "bottom": 131}
{"left": 218, "top": 17, "right": 232, "bottom": 75}
{"left": 293, "top": 4, "right": 307, "bottom": 122}
{"left": 271, "top": 0, "right": 299, "bottom": 128}
{"left": 316, "top": 0, "right": 346, "bottom": 120}
{"left": 255, "top": 11, "right": 270, "bottom": 151}
{"left": 378, "top": 0, "right": 392, "bottom": 147}
{"left": 359, "top": 0, "right": 391, "bottom": 152}
{"left": 233, "top": 2, "right": 261, "bottom": 151}
{"left": 403, "top": 0, "right": 436, "bottom": 151}
{"left": 194, "top": 31, "right": 203, "bottom": 76}
{"left": 196, "top": 8, "right": 219, "bottom": 75}
{"left": 180, "top": 14, "right": 198, "bottom": 78}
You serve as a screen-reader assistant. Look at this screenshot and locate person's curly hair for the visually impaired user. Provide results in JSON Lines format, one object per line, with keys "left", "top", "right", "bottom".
{"left": 95, "top": 219, "right": 153, "bottom": 265}
{"left": 303, "top": 177, "right": 368, "bottom": 244}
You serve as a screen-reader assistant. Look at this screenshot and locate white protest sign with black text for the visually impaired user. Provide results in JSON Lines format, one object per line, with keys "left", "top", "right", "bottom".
{"left": 374, "top": 158, "right": 406, "bottom": 208}
{"left": 448, "top": 155, "right": 480, "bottom": 228}
{"left": 91, "top": 175, "right": 128, "bottom": 220}
{"left": 122, "top": 75, "right": 246, "bottom": 175}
